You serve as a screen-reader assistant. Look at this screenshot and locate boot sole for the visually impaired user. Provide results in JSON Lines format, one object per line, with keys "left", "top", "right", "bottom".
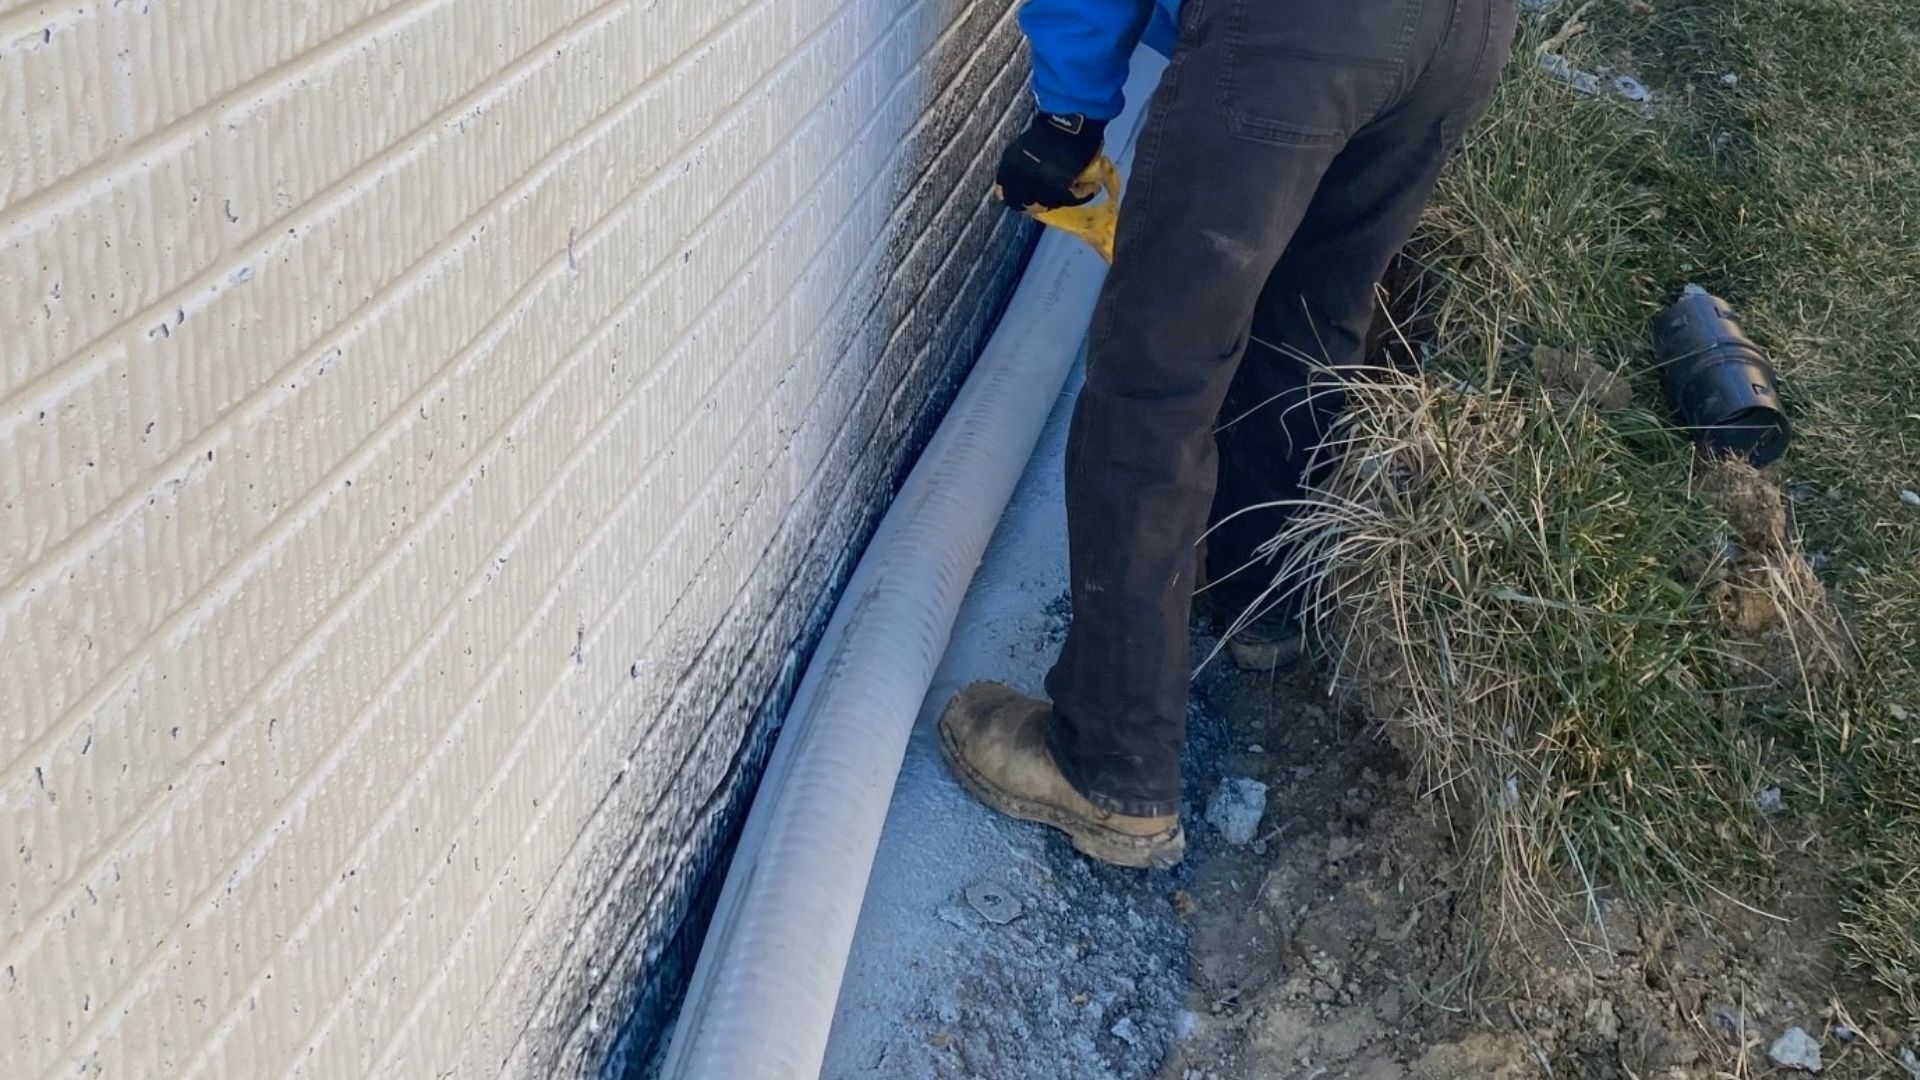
{"left": 939, "top": 718, "right": 1185, "bottom": 871}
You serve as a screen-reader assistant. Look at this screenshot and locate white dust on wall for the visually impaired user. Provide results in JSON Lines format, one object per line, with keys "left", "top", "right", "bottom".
{"left": 0, "top": 0, "right": 1031, "bottom": 1074}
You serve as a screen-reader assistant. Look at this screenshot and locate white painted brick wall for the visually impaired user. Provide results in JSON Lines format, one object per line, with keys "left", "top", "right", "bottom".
{"left": 0, "top": 0, "right": 1033, "bottom": 1074}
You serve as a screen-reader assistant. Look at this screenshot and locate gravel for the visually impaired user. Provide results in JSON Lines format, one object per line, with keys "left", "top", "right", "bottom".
{"left": 822, "top": 366, "right": 1193, "bottom": 1080}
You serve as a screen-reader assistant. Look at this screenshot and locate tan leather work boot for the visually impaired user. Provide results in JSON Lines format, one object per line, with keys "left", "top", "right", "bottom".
{"left": 1194, "top": 542, "right": 1305, "bottom": 673}
{"left": 939, "top": 682, "right": 1184, "bottom": 870}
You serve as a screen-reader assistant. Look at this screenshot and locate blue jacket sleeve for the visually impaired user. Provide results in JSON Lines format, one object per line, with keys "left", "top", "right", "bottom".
{"left": 1141, "top": 3, "right": 1180, "bottom": 59}
{"left": 1018, "top": 0, "right": 1158, "bottom": 122}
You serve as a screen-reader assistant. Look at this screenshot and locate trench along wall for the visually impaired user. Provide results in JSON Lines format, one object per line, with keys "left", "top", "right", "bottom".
{"left": 0, "top": 0, "right": 1033, "bottom": 1074}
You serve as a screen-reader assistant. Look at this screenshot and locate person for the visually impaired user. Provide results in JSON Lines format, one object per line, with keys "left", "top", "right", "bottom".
{"left": 939, "top": 0, "right": 1516, "bottom": 868}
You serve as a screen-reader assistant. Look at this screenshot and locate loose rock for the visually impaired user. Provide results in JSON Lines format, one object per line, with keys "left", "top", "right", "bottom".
{"left": 1205, "top": 777, "right": 1269, "bottom": 846}
{"left": 1769, "top": 1027, "right": 1823, "bottom": 1072}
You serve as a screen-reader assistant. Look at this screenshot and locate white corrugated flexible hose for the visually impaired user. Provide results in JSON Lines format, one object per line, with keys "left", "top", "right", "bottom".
{"left": 659, "top": 53, "right": 1165, "bottom": 1080}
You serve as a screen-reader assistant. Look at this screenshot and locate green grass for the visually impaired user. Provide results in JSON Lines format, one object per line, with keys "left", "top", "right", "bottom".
{"left": 1292, "top": 0, "right": 1920, "bottom": 1026}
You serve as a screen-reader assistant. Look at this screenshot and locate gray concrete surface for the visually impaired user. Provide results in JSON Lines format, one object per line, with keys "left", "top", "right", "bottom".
{"left": 823, "top": 359, "right": 1237, "bottom": 1079}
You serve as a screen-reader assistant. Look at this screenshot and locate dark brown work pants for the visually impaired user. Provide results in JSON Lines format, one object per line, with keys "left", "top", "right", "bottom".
{"left": 1044, "top": 0, "right": 1516, "bottom": 815}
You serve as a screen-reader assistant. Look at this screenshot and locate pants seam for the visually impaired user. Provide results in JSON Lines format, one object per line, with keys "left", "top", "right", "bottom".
{"left": 1443, "top": 0, "right": 1497, "bottom": 146}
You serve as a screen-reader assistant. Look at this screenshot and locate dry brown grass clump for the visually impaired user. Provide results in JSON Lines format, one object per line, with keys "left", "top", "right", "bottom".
{"left": 1265, "top": 367, "right": 1850, "bottom": 936}
{"left": 1252, "top": 0, "right": 1920, "bottom": 1024}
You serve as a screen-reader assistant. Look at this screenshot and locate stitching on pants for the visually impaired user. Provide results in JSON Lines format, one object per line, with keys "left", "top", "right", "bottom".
{"left": 1217, "top": 0, "right": 1424, "bottom": 145}
{"left": 1442, "top": 0, "right": 1497, "bottom": 147}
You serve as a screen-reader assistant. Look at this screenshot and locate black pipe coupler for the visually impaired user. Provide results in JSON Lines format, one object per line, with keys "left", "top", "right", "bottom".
{"left": 1653, "top": 286, "right": 1791, "bottom": 467}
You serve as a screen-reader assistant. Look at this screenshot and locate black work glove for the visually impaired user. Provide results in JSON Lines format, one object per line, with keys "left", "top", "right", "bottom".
{"left": 995, "top": 111, "right": 1107, "bottom": 211}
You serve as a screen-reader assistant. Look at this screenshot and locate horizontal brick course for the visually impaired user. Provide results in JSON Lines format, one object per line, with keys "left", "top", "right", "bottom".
{"left": 0, "top": 0, "right": 1033, "bottom": 1074}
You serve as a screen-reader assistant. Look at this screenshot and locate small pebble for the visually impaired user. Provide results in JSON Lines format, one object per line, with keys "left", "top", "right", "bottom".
{"left": 1769, "top": 1027, "right": 1823, "bottom": 1073}
{"left": 1722, "top": 72, "right": 1740, "bottom": 86}
{"left": 1110, "top": 1017, "right": 1140, "bottom": 1046}
{"left": 1756, "top": 786, "right": 1784, "bottom": 813}
{"left": 1206, "top": 778, "right": 1269, "bottom": 846}
{"left": 1901, "top": 489, "right": 1920, "bottom": 507}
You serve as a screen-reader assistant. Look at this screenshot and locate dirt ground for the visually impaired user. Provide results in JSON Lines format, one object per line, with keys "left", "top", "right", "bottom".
{"left": 1162, "top": 657, "right": 1916, "bottom": 1079}
{"left": 819, "top": 376, "right": 1916, "bottom": 1079}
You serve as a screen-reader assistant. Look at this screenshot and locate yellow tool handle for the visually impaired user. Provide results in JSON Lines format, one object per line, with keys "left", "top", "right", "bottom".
{"left": 997, "top": 155, "right": 1122, "bottom": 264}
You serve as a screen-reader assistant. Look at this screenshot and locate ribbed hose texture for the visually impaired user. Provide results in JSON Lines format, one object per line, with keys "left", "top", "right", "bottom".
{"left": 659, "top": 53, "right": 1164, "bottom": 1080}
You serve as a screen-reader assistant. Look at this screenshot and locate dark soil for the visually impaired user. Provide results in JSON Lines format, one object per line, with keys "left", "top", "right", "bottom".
{"left": 1161, "top": 656, "right": 1912, "bottom": 1079}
